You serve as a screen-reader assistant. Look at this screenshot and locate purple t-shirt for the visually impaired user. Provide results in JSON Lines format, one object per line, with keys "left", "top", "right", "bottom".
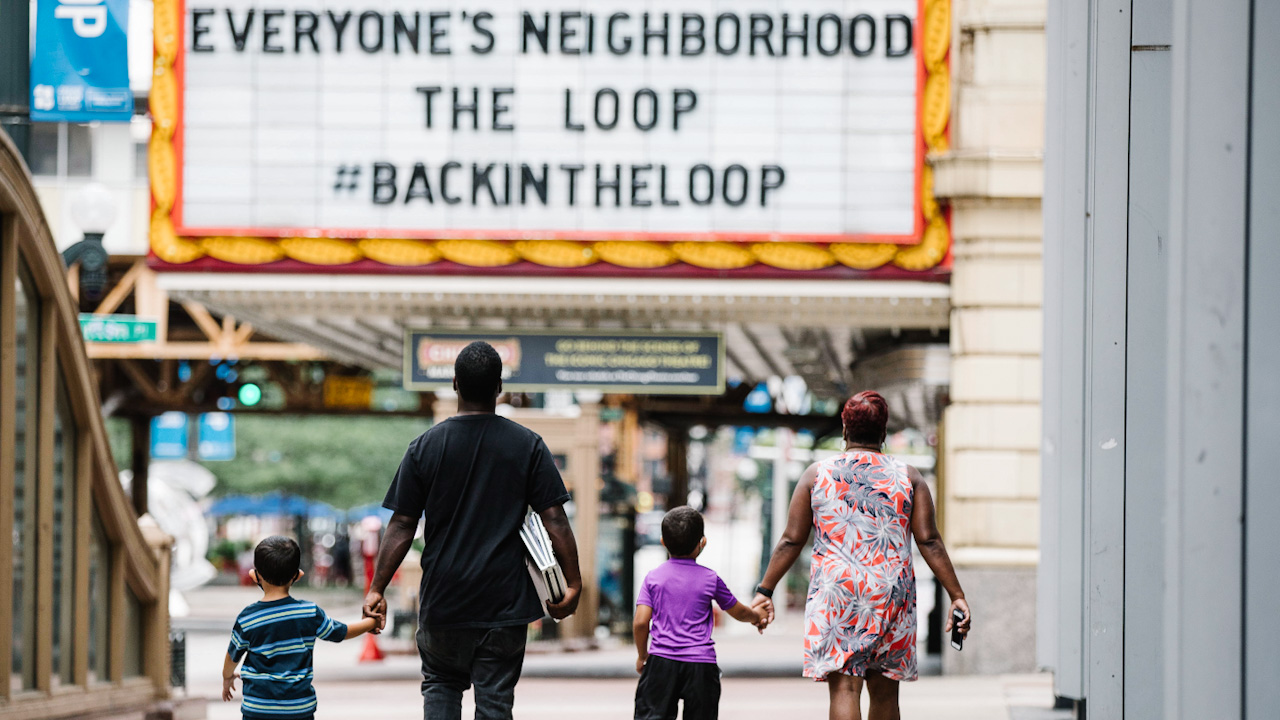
{"left": 637, "top": 558, "right": 739, "bottom": 664}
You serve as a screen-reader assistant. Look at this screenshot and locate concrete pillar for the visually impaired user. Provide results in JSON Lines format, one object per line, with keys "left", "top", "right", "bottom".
{"left": 934, "top": 0, "right": 1045, "bottom": 675}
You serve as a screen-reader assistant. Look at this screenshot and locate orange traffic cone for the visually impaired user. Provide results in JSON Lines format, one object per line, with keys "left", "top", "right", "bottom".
{"left": 358, "top": 633, "right": 384, "bottom": 662}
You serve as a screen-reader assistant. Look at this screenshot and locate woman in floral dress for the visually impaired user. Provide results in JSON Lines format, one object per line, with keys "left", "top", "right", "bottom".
{"left": 752, "top": 391, "right": 970, "bottom": 720}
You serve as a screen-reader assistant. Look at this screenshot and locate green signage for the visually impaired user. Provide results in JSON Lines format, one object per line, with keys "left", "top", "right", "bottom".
{"left": 79, "top": 314, "right": 157, "bottom": 343}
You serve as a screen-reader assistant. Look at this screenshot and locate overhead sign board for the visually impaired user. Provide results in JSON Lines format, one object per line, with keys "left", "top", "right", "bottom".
{"left": 176, "top": 1, "right": 923, "bottom": 244}
{"left": 151, "top": 411, "right": 189, "bottom": 459}
{"left": 404, "top": 330, "right": 724, "bottom": 394}
{"left": 197, "top": 412, "right": 236, "bottom": 461}
{"left": 31, "top": 0, "right": 134, "bottom": 122}
{"left": 79, "top": 314, "right": 158, "bottom": 343}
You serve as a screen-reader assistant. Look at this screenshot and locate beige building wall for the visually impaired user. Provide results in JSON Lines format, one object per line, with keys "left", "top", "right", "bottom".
{"left": 935, "top": 0, "right": 1045, "bottom": 674}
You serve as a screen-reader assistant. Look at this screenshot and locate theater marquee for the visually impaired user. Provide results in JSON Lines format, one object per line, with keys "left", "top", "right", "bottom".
{"left": 149, "top": 0, "right": 953, "bottom": 275}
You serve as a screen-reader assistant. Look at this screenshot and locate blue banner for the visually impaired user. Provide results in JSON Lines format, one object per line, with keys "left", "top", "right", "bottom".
{"left": 30, "top": 0, "right": 133, "bottom": 122}
{"left": 197, "top": 413, "right": 236, "bottom": 461}
{"left": 150, "top": 412, "right": 189, "bottom": 460}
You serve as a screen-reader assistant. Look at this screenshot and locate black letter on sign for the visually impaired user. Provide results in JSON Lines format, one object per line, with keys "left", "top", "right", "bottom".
{"left": 227, "top": 9, "right": 255, "bottom": 52}
{"left": 262, "top": 9, "right": 284, "bottom": 53}
{"left": 815, "top": 14, "right": 842, "bottom": 57}
{"left": 722, "top": 164, "right": 749, "bottom": 206}
{"left": 404, "top": 163, "right": 433, "bottom": 204}
{"left": 493, "top": 88, "right": 514, "bottom": 131}
{"left": 659, "top": 166, "right": 680, "bottom": 206}
{"left": 560, "top": 11, "right": 581, "bottom": 54}
{"left": 393, "top": 12, "right": 419, "bottom": 54}
{"left": 359, "top": 11, "right": 384, "bottom": 52}
{"left": 780, "top": 13, "right": 808, "bottom": 56}
{"left": 372, "top": 163, "right": 397, "bottom": 204}
{"left": 595, "top": 89, "right": 619, "bottom": 130}
{"left": 416, "top": 86, "right": 442, "bottom": 128}
{"left": 643, "top": 12, "right": 669, "bottom": 56}
{"left": 607, "top": 13, "right": 632, "bottom": 54}
{"left": 596, "top": 164, "right": 622, "bottom": 207}
{"left": 564, "top": 89, "right": 585, "bottom": 131}
{"left": 327, "top": 11, "right": 353, "bottom": 53}
{"left": 440, "top": 162, "right": 462, "bottom": 204}
{"left": 849, "top": 14, "right": 875, "bottom": 57}
{"left": 681, "top": 14, "right": 705, "bottom": 56}
{"left": 294, "top": 11, "right": 320, "bottom": 52}
{"left": 560, "top": 164, "right": 585, "bottom": 206}
{"left": 453, "top": 88, "right": 479, "bottom": 130}
{"left": 631, "top": 165, "right": 653, "bottom": 207}
{"left": 749, "top": 14, "right": 775, "bottom": 56}
{"left": 521, "top": 164, "right": 549, "bottom": 205}
{"left": 689, "top": 164, "right": 715, "bottom": 205}
{"left": 523, "top": 12, "right": 550, "bottom": 53}
{"left": 472, "top": 164, "right": 499, "bottom": 205}
{"left": 673, "top": 89, "right": 697, "bottom": 130}
{"left": 471, "top": 12, "right": 494, "bottom": 53}
{"left": 633, "top": 89, "right": 658, "bottom": 131}
{"left": 428, "top": 11, "right": 450, "bottom": 54}
{"left": 715, "top": 13, "right": 740, "bottom": 55}
{"left": 191, "top": 9, "right": 214, "bottom": 52}
{"left": 761, "top": 165, "right": 785, "bottom": 206}
{"left": 885, "top": 14, "right": 913, "bottom": 57}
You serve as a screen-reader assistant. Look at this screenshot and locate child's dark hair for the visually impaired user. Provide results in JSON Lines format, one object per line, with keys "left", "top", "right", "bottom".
{"left": 254, "top": 535, "right": 301, "bottom": 586}
{"left": 661, "top": 506, "right": 704, "bottom": 557}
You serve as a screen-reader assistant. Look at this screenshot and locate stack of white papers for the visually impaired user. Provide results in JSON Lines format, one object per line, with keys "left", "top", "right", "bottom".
{"left": 520, "top": 511, "right": 567, "bottom": 611}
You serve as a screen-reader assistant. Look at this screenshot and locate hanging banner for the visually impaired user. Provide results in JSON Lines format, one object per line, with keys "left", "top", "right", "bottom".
{"left": 31, "top": 0, "right": 134, "bottom": 122}
{"left": 405, "top": 330, "right": 724, "bottom": 395}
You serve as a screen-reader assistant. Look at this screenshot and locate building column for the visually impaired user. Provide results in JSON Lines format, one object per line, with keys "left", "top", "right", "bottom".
{"left": 934, "top": 0, "right": 1045, "bottom": 675}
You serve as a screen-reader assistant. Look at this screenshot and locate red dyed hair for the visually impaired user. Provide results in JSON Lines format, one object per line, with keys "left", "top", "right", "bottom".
{"left": 842, "top": 391, "right": 889, "bottom": 447}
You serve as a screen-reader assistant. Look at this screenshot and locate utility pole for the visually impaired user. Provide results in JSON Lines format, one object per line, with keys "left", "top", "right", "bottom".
{"left": 0, "top": 0, "right": 31, "bottom": 155}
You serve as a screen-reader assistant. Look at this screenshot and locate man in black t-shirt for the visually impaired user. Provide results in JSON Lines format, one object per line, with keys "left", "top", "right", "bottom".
{"left": 362, "top": 341, "right": 582, "bottom": 720}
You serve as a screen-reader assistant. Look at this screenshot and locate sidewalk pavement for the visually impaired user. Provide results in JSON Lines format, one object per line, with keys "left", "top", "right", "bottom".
{"left": 179, "top": 586, "right": 1068, "bottom": 719}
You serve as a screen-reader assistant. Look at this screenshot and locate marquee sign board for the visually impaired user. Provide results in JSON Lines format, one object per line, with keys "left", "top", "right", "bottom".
{"left": 174, "top": 0, "right": 925, "bottom": 245}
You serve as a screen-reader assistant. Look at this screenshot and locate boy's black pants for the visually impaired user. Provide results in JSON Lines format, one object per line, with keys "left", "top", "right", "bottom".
{"left": 634, "top": 655, "right": 721, "bottom": 720}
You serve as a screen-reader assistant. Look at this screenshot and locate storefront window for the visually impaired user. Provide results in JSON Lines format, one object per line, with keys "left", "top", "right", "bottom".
{"left": 88, "top": 512, "right": 111, "bottom": 684}
{"left": 51, "top": 379, "right": 77, "bottom": 687}
{"left": 11, "top": 261, "right": 39, "bottom": 693}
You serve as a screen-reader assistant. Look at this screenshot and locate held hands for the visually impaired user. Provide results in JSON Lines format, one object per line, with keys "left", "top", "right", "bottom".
{"left": 221, "top": 672, "right": 239, "bottom": 702}
{"left": 362, "top": 590, "right": 387, "bottom": 634}
{"left": 750, "top": 593, "right": 775, "bottom": 634}
{"left": 944, "top": 597, "right": 972, "bottom": 638}
{"left": 546, "top": 585, "right": 581, "bottom": 620}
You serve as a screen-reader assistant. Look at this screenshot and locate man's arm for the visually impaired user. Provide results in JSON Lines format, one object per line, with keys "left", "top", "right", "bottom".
{"left": 633, "top": 604, "right": 652, "bottom": 674}
{"left": 362, "top": 512, "right": 418, "bottom": 630}
{"left": 538, "top": 503, "right": 582, "bottom": 620}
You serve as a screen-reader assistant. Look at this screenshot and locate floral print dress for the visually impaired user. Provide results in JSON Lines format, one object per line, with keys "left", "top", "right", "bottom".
{"left": 803, "top": 451, "right": 917, "bottom": 682}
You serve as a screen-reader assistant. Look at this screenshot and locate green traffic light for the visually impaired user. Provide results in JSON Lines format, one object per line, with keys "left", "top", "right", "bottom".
{"left": 238, "top": 383, "right": 262, "bottom": 406}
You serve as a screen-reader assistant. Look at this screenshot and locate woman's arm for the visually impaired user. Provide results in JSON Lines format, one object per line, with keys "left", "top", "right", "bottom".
{"left": 752, "top": 465, "right": 817, "bottom": 625}
{"left": 908, "top": 465, "right": 971, "bottom": 637}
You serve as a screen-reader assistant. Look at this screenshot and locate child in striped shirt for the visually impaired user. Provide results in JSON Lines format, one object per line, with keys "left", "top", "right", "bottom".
{"left": 222, "top": 536, "right": 377, "bottom": 720}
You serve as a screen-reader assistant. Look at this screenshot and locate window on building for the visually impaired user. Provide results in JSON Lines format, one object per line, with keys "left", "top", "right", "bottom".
{"left": 87, "top": 512, "right": 111, "bottom": 684}
{"left": 24, "top": 123, "right": 94, "bottom": 178}
{"left": 123, "top": 588, "right": 144, "bottom": 678}
{"left": 51, "top": 379, "right": 78, "bottom": 687}
{"left": 11, "top": 260, "right": 39, "bottom": 694}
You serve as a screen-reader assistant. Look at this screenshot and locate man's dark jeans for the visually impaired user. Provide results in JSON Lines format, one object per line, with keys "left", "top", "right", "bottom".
{"left": 417, "top": 624, "right": 527, "bottom": 720}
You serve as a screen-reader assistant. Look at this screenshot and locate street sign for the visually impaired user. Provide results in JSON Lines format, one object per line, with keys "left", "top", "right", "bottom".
{"left": 197, "top": 412, "right": 236, "bottom": 461}
{"left": 405, "top": 329, "right": 724, "bottom": 395}
{"left": 30, "top": 0, "right": 134, "bottom": 122}
{"left": 79, "top": 314, "right": 157, "bottom": 343}
{"left": 151, "top": 412, "right": 189, "bottom": 460}
{"left": 324, "top": 376, "right": 374, "bottom": 409}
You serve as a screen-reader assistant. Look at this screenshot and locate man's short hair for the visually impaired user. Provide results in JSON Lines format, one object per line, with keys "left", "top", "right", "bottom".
{"left": 254, "top": 535, "right": 301, "bottom": 586}
{"left": 455, "top": 341, "right": 502, "bottom": 402}
{"left": 661, "top": 506, "right": 704, "bottom": 557}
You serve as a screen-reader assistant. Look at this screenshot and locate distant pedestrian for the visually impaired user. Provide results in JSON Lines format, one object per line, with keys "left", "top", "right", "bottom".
{"left": 221, "top": 536, "right": 377, "bottom": 719}
{"left": 633, "top": 506, "right": 765, "bottom": 720}
{"left": 362, "top": 341, "right": 582, "bottom": 720}
{"left": 751, "top": 391, "right": 971, "bottom": 720}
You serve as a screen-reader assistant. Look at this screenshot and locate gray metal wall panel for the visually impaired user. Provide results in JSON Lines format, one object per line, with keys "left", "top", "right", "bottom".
{"left": 1042, "top": 0, "right": 1091, "bottom": 698}
{"left": 1165, "top": 0, "right": 1249, "bottom": 716}
{"left": 1083, "top": 1, "right": 1131, "bottom": 715}
{"left": 1131, "top": 0, "right": 1174, "bottom": 47}
{"left": 1123, "top": 46, "right": 1171, "bottom": 720}
{"left": 1245, "top": 0, "right": 1280, "bottom": 715}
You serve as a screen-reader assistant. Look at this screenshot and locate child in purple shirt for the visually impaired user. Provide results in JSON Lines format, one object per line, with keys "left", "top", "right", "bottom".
{"left": 634, "top": 506, "right": 765, "bottom": 720}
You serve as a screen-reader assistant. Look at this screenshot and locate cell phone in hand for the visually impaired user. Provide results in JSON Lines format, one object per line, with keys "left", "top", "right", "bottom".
{"left": 950, "top": 608, "right": 966, "bottom": 651}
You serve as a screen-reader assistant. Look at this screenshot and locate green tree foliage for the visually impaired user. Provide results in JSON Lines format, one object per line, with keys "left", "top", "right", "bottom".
{"left": 198, "top": 415, "right": 432, "bottom": 509}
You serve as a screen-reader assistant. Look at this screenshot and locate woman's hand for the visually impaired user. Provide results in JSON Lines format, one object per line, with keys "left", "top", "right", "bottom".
{"left": 944, "top": 597, "right": 972, "bottom": 638}
{"left": 751, "top": 593, "right": 775, "bottom": 632}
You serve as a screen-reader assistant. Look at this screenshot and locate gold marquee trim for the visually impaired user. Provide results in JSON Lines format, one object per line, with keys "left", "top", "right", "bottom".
{"left": 150, "top": 0, "right": 950, "bottom": 273}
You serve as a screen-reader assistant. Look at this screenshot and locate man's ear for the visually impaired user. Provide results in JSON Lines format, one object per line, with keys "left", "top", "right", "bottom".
{"left": 452, "top": 377, "right": 459, "bottom": 393}
{"left": 495, "top": 379, "right": 503, "bottom": 399}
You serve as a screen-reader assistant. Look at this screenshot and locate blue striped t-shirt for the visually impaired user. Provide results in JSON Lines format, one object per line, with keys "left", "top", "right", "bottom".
{"left": 228, "top": 597, "right": 347, "bottom": 719}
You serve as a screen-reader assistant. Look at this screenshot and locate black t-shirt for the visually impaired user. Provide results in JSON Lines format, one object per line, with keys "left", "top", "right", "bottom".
{"left": 382, "top": 413, "right": 571, "bottom": 629}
